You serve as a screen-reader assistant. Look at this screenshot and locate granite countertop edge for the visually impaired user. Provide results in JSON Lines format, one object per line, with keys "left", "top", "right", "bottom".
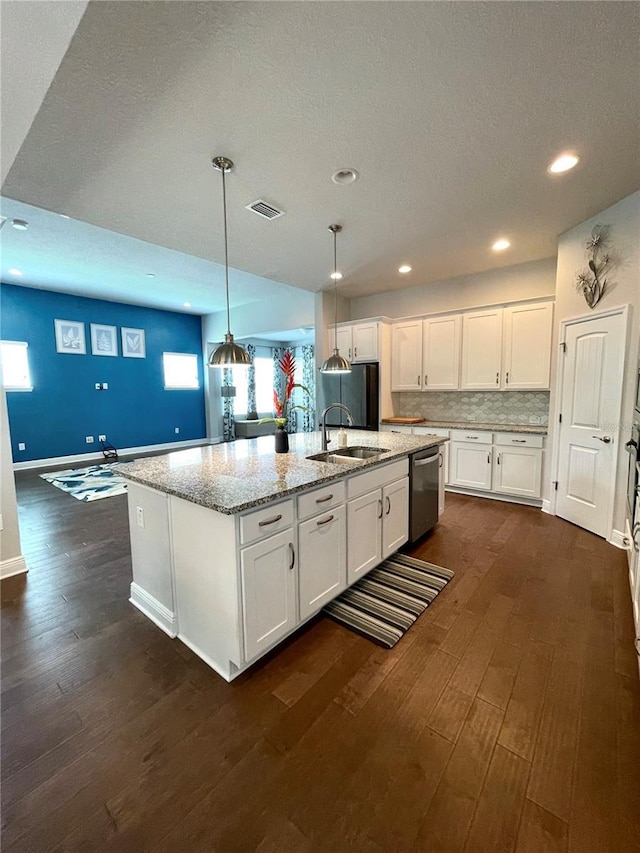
{"left": 383, "top": 419, "right": 548, "bottom": 435}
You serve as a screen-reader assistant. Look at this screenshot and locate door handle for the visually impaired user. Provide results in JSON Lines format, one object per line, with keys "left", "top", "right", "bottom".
{"left": 439, "top": 452, "right": 443, "bottom": 467}
{"left": 288, "top": 542, "right": 295, "bottom": 571}
{"left": 592, "top": 435, "right": 612, "bottom": 444}
{"left": 414, "top": 456, "right": 438, "bottom": 466}
{"left": 385, "top": 496, "right": 391, "bottom": 515}
{"left": 378, "top": 498, "right": 383, "bottom": 519}
{"left": 625, "top": 440, "right": 638, "bottom": 451}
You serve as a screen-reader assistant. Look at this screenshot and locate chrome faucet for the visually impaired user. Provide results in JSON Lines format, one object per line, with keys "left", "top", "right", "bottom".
{"left": 320, "top": 404, "right": 354, "bottom": 451}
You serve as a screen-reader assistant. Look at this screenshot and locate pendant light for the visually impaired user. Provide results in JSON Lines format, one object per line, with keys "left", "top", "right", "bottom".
{"left": 320, "top": 224, "right": 352, "bottom": 374}
{"left": 209, "top": 156, "right": 251, "bottom": 368}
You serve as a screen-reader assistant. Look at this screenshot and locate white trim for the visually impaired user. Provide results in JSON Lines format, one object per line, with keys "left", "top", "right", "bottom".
{"left": 1, "top": 555, "right": 28, "bottom": 580}
{"left": 542, "top": 499, "right": 553, "bottom": 515}
{"left": 445, "top": 485, "right": 543, "bottom": 508}
{"left": 129, "top": 582, "right": 178, "bottom": 637}
{"left": 609, "top": 529, "right": 629, "bottom": 550}
{"left": 12, "top": 437, "right": 213, "bottom": 471}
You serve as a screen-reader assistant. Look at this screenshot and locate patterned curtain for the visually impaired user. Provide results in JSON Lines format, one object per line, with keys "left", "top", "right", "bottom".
{"left": 222, "top": 367, "right": 236, "bottom": 442}
{"left": 301, "top": 344, "right": 315, "bottom": 432}
{"left": 246, "top": 344, "right": 257, "bottom": 416}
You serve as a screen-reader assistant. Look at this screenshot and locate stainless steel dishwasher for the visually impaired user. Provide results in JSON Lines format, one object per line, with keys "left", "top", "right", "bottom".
{"left": 409, "top": 447, "right": 440, "bottom": 543}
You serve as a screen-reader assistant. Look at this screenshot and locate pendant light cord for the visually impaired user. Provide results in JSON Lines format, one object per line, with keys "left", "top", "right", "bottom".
{"left": 221, "top": 164, "right": 231, "bottom": 336}
{"left": 333, "top": 228, "right": 338, "bottom": 349}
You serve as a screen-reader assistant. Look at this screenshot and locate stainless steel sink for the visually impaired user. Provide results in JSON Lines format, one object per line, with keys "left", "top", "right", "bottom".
{"left": 306, "top": 446, "right": 388, "bottom": 464}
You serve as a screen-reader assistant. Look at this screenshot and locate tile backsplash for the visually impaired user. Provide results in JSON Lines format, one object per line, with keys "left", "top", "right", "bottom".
{"left": 392, "top": 391, "right": 550, "bottom": 425}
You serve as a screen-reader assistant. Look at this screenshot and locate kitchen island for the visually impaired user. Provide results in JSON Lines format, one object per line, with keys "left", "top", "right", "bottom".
{"left": 119, "top": 429, "right": 446, "bottom": 681}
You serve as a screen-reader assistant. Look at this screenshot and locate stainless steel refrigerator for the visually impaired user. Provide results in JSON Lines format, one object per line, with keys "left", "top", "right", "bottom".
{"left": 316, "top": 362, "right": 379, "bottom": 429}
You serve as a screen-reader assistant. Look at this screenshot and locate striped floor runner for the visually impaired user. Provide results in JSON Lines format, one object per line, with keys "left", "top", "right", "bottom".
{"left": 323, "top": 554, "right": 454, "bottom": 648}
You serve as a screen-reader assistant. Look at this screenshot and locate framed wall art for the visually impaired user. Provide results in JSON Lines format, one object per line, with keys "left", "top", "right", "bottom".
{"left": 121, "top": 327, "right": 146, "bottom": 358}
{"left": 90, "top": 323, "right": 118, "bottom": 356}
{"left": 54, "top": 319, "right": 86, "bottom": 355}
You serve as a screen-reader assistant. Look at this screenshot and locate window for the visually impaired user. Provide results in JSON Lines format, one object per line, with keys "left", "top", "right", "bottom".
{"left": 231, "top": 357, "right": 274, "bottom": 416}
{"left": 1, "top": 341, "right": 32, "bottom": 391}
{"left": 163, "top": 352, "right": 199, "bottom": 389}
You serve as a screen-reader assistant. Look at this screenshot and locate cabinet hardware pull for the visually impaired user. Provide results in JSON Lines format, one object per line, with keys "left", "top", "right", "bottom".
{"left": 512, "top": 439, "right": 526, "bottom": 443}
{"left": 506, "top": 372, "right": 509, "bottom": 385}
{"left": 417, "top": 375, "right": 421, "bottom": 386}
{"left": 592, "top": 435, "right": 612, "bottom": 444}
{"left": 465, "top": 435, "right": 478, "bottom": 440}
{"left": 439, "top": 452, "right": 443, "bottom": 467}
{"left": 497, "top": 453, "right": 501, "bottom": 465}
{"left": 316, "top": 514, "right": 335, "bottom": 527}
{"left": 354, "top": 347, "right": 357, "bottom": 358}
{"left": 487, "top": 452, "right": 491, "bottom": 463}
{"left": 259, "top": 513, "right": 283, "bottom": 527}
{"left": 288, "top": 542, "right": 295, "bottom": 571}
{"left": 315, "top": 493, "right": 333, "bottom": 503}
{"left": 496, "top": 372, "right": 499, "bottom": 385}
{"left": 378, "top": 499, "right": 383, "bottom": 519}
{"left": 424, "top": 374, "right": 428, "bottom": 386}
{"left": 349, "top": 348, "right": 352, "bottom": 359}
{"left": 385, "top": 496, "right": 391, "bottom": 515}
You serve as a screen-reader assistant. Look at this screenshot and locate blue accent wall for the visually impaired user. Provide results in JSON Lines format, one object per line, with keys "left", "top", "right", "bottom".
{"left": 1, "top": 284, "right": 206, "bottom": 462}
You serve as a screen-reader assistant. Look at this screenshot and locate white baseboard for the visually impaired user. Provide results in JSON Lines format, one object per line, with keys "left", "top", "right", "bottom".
{"left": 445, "top": 486, "right": 543, "bottom": 509}
{"left": 13, "top": 438, "right": 212, "bottom": 471}
{"left": 129, "top": 582, "right": 178, "bottom": 637}
{"left": 541, "top": 500, "right": 553, "bottom": 515}
{"left": 0, "top": 555, "right": 28, "bottom": 580}
{"left": 609, "top": 528, "right": 630, "bottom": 550}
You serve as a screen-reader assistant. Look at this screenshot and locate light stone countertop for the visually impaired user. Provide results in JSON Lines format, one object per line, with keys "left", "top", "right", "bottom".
{"left": 384, "top": 419, "right": 548, "bottom": 435}
{"left": 118, "top": 429, "right": 447, "bottom": 515}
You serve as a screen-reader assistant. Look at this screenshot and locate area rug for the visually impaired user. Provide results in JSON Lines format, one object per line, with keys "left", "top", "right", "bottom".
{"left": 39, "top": 463, "right": 128, "bottom": 502}
{"left": 323, "top": 554, "right": 454, "bottom": 648}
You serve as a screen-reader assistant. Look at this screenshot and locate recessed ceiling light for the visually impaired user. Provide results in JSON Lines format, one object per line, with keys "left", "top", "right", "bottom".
{"left": 398, "top": 265, "right": 412, "bottom": 274}
{"left": 59, "top": 214, "right": 71, "bottom": 220}
{"left": 331, "top": 168, "right": 359, "bottom": 185}
{"left": 183, "top": 302, "right": 192, "bottom": 308}
{"left": 548, "top": 152, "right": 580, "bottom": 174}
{"left": 492, "top": 239, "right": 511, "bottom": 252}
{"left": 11, "top": 219, "right": 28, "bottom": 230}
{"left": 330, "top": 271, "right": 343, "bottom": 280}
{"left": 146, "top": 273, "right": 156, "bottom": 278}
{"left": 7, "top": 268, "right": 23, "bottom": 276}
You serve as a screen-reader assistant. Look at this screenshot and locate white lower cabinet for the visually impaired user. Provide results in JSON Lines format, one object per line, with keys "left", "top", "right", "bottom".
{"left": 448, "top": 431, "right": 544, "bottom": 500}
{"left": 240, "top": 528, "right": 297, "bottom": 663}
{"left": 382, "top": 478, "right": 409, "bottom": 558}
{"left": 450, "top": 443, "right": 493, "bottom": 491}
{"left": 298, "top": 505, "right": 347, "bottom": 619}
{"left": 347, "top": 489, "right": 383, "bottom": 583}
{"left": 492, "top": 446, "right": 542, "bottom": 498}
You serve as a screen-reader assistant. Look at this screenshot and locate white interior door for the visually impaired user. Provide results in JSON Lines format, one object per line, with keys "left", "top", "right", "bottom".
{"left": 555, "top": 311, "right": 627, "bottom": 538}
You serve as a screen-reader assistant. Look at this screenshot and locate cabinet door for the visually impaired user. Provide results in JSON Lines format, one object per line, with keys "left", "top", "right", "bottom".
{"left": 438, "top": 449, "right": 446, "bottom": 516}
{"left": 461, "top": 309, "right": 503, "bottom": 390}
{"left": 347, "top": 489, "right": 382, "bottom": 583}
{"left": 493, "top": 447, "right": 542, "bottom": 498}
{"left": 335, "top": 326, "right": 353, "bottom": 361}
{"left": 391, "top": 322, "right": 422, "bottom": 391}
{"left": 298, "top": 506, "right": 347, "bottom": 619}
{"left": 352, "top": 323, "right": 378, "bottom": 362}
{"left": 449, "top": 442, "right": 493, "bottom": 490}
{"left": 382, "top": 478, "right": 409, "bottom": 558}
{"left": 502, "top": 302, "right": 553, "bottom": 389}
{"left": 423, "top": 315, "right": 461, "bottom": 390}
{"left": 240, "top": 529, "right": 297, "bottom": 662}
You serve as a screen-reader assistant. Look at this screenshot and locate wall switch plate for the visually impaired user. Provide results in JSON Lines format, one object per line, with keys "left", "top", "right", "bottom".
{"left": 529, "top": 415, "right": 542, "bottom": 424}
{"left": 102, "top": 382, "right": 108, "bottom": 390}
{"left": 18, "top": 442, "right": 25, "bottom": 451}
{"left": 85, "top": 436, "right": 94, "bottom": 443}
{"left": 98, "top": 434, "right": 106, "bottom": 442}
{"left": 174, "top": 427, "right": 180, "bottom": 434}
{"left": 136, "top": 506, "right": 144, "bottom": 528}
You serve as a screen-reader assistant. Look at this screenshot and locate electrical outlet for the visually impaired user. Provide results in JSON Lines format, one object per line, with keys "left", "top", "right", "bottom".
{"left": 136, "top": 506, "right": 144, "bottom": 528}
{"left": 174, "top": 427, "right": 180, "bottom": 434}
{"left": 85, "top": 436, "right": 94, "bottom": 444}
{"left": 529, "top": 415, "right": 542, "bottom": 425}
{"left": 102, "top": 382, "right": 109, "bottom": 390}
{"left": 18, "top": 442, "right": 25, "bottom": 451}
{"left": 95, "top": 383, "right": 101, "bottom": 390}
{"left": 99, "top": 434, "right": 106, "bottom": 442}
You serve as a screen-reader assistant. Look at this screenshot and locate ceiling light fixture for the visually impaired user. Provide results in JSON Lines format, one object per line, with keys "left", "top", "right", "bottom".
{"left": 331, "top": 168, "right": 359, "bottom": 185}
{"left": 59, "top": 214, "right": 71, "bottom": 220}
{"left": 183, "top": 302, "right": 192, "bottom": 308}
{"left": 7, "top": 268, "right": 23, "bottom": 276}
{"left": 209, "top": 156, "right": 251, "bottom": 368}
{"left": 330, "top": 271, "right": 343, "bottom": 280}
{"left": 11, "top": 219, "right": 28, "bottom": 230}
{"left": 548, "top": 152, "right": 580, "bottom": 174}
{"left": 398, "top": 265, "right": 412, "bottom": 274}
{"left": 320, "top": 225, "right": 351, "bottom": 374}
{"left": 492, "top": 238, "right": 511, "bottom": 252}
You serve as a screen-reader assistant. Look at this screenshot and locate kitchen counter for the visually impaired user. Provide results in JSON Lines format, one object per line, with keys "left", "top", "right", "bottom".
{"left": 119, "top": 429, "right": 446, "bottom": 515}
{"left": 382, "top": 419, "right": 548, "bottom": 435}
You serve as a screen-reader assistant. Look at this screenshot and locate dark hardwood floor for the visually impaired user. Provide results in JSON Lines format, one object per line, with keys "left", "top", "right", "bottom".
{"left": 2, "top": 469, "right": 639, "bottom": 852}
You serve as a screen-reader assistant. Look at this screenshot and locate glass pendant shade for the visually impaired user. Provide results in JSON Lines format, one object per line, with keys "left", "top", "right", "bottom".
{"left": 320, "top": 223, "right": 352, "bottom": 374}
{"left": 209, "top": 156, "right": 250, "bottom": 368}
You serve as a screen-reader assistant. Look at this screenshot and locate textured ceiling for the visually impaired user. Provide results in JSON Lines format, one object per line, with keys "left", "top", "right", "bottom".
{"left": 2, "top": 1, "right": 639, "bottom": 303}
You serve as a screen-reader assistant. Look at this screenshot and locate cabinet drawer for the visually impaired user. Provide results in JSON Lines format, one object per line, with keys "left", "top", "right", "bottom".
{"left": 239, "top": 499, "right": 294, "bottom": 546}
{"left": 297, "top": 481, "right": 346, "bottom": 521}
{"left": 379, "top": 424, "right": 413, "bottom": 433}
{"left": 412, "top": 427, "right": 450, "bottom": 438}
{"left": 347, "top": 459, "right": 409, "bottom": 499}
{"left": 494, "top": 432, "right": 544, "bottom": 449}
{"left": 450, "top": 429, "right": 492, "bottom": 445}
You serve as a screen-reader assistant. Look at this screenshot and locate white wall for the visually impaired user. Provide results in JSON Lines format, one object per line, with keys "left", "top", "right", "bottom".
{"left": 350, "top": 257, "right": 557, "bottom": 320}
{"left": 1, "top": 389, "right": 26, "bottom": 577}
{"left": 202, "top": 289, "right": 314, "bottom": 344}
{"left": 547, "top": 190, "right": 640, "bottom": 538}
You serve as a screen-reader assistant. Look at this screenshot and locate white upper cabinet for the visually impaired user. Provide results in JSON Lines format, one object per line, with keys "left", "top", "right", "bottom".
{"left": 461, "top": 309, "right": 503, "bottom": 390}
{"left": 335, "top": 326, "right": 353, "bottom": 361}
{"left": 423, "top": 315, "right": 461, "bottom": 390}
{"left": 330, "top": 322, "right": 379, "bottom": 362}
{"left": 502, "top": 302, "right": 553, "bottom": 389}
{"left": 391, "top": 321, "right": 423, "bottom": 391}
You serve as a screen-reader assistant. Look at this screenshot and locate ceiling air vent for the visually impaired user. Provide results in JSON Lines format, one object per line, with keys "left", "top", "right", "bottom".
{"left": 246, "top": 199, "right": 285, "bottom": 220}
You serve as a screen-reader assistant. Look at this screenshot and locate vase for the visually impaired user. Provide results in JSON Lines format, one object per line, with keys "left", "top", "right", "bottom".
{"left": 275, "top": 427, "right": 289, "bottom": 454}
